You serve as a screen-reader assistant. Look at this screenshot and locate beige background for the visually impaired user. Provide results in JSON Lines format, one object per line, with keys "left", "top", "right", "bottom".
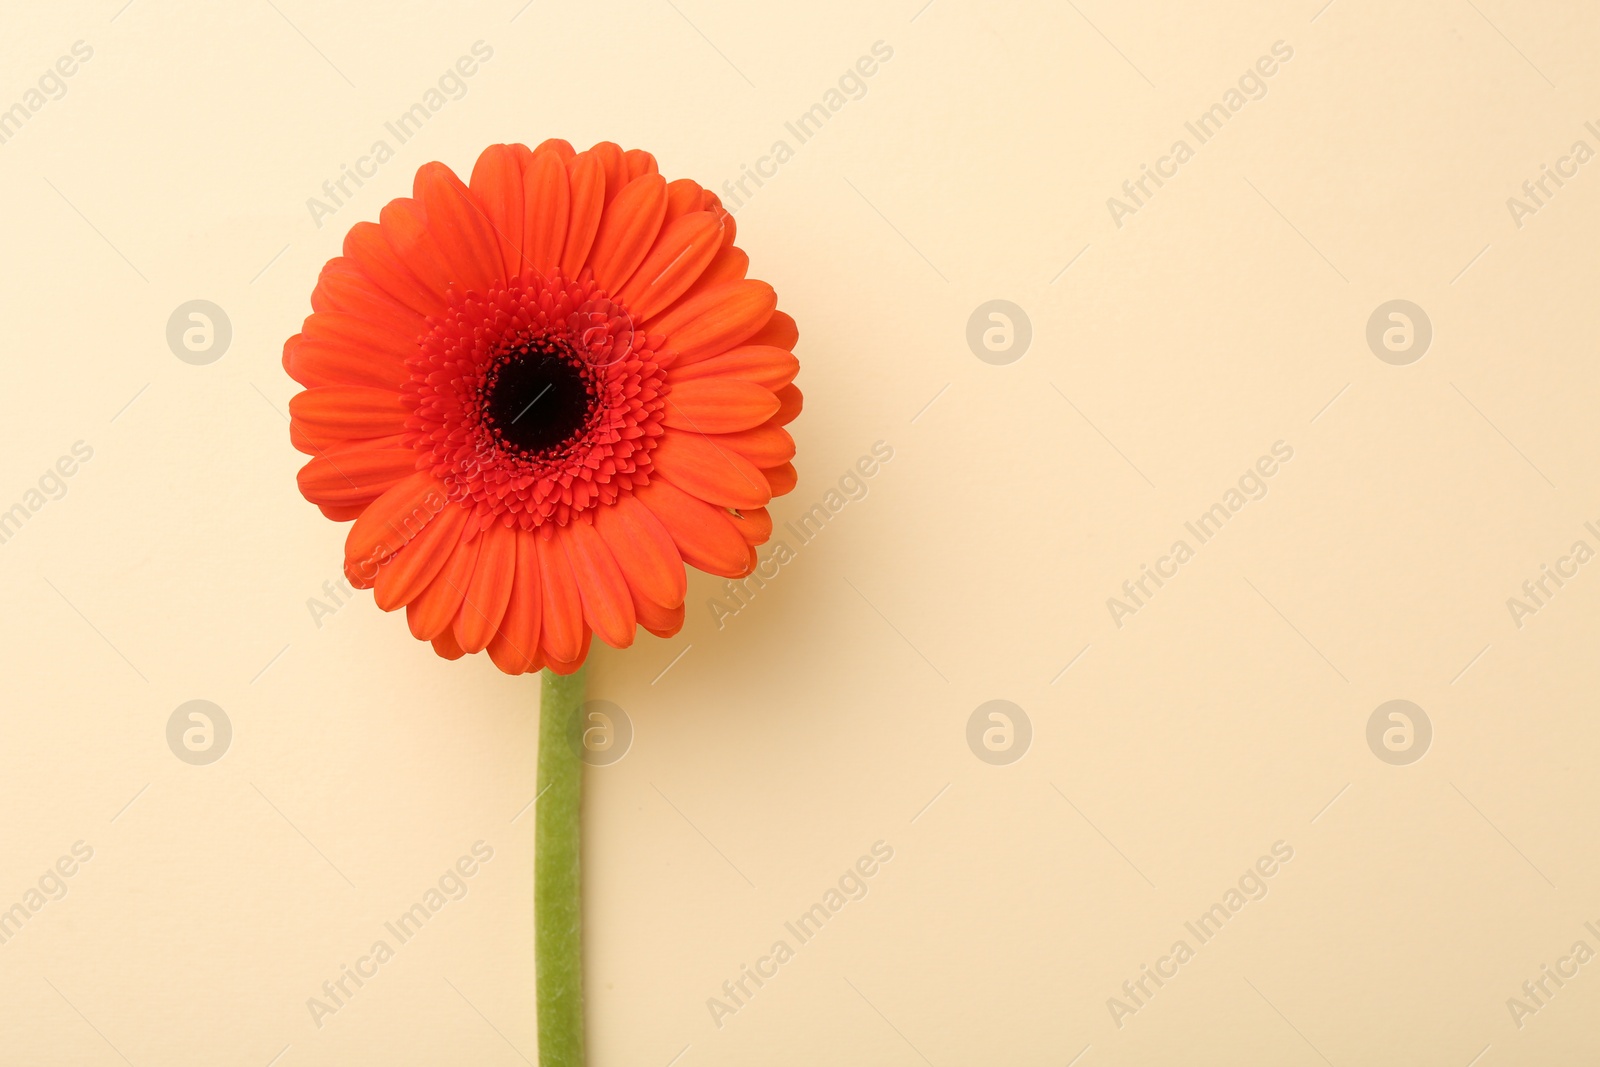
{"left": 2, "top": 0, "right": 1598, "bottom": 1063}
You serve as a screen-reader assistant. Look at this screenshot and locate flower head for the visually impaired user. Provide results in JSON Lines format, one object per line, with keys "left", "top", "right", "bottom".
{"left": 286, "top": 140, "right": 800, "bottom": 674}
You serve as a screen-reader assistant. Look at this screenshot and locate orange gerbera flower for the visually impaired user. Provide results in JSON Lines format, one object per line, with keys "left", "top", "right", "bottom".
{"left": 285, "top": 140, "right": 800, "bottom": 674}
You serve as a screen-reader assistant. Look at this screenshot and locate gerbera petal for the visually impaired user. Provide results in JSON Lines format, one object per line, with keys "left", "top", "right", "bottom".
{"left": 773, "top": 383, "right": 803, "bottom": 426}
{"left": 342, "top": 220, "right": 450, "bottom": 318}
{"left": 454, "top": 522, "right": 518, "bottom": 653}
{"left": 745, "top": 309, "right": 798, "bottom": 350}
{"left": 661, "top": 378, "right": 780, "bottom": 434}
{"left": 592, "top": 494, "right": 687, "bottom": 609}
{"left": 672, "top": 345, "right": 798, "bottom": 390}
{"left": 729, "top": 506, "right": 772, "bottom": 546}
{"left": 617, "top": 211, "right": 724, "bottom": 322}
{"left": 652, "top": 430, "right": 772, "bottom": 510}
{"left": 522, "top": 147, "right": 569, "bottom": 278}
{"left": 708, "top": 423, "right": 795, "bottom": 468}
{"left": 537, "top": 531, "right": 585, "bottom": 664}
{"left": 374, "top": 500, "right": 470, "bottom": 611}
{"left": 762, "top": 462, "right": 798, "bottom": 496}
{"left": 560, "top": 151, "right": 605, "bottom": 279}
{"left": 588, "top": 173, "right": 668, "bottom": 294}
{"left": 624, "top": 147, "right": 659, "bottom": 181}
{"left": 414, "top": 161, "right": 506, "bottom": 292}
{"left": 469, "top": 144, "right": 531, "bottom": 281}
{"left": 432, "top": 628, "right": 467, "bottom": 660}
{"left": 290, "top": 386, "right": 410, "bottom": 440}
{"left": 543, "top": 630, "right": 592, "bottom": 676}
{"left": 487, "top": 529, "right": 543, "bottom": 673}
{"left": 286, "top": 339, "right": 409, "bottom": 391}
{"left": 535, "top": 138, "right": 575, "bottom": 162}
{"left": 635, "top": 597, "right": 685, "bottom": 638}
{"left": 649, "top": 280, "right": 777, "bottom": 364}
{"left": 588, "top": 141, "right": 627, "bottom": 206}
{"left": 679, "top": 245, "right": 748, "bottom": 301}
{"left": 662, "top": 178, "right": 705, "bottom": 224}
{"left": 379, "top": 197, "right": 459, "bottom": 304}
{"left": 634, "top": 478, "right": 753, "bottom": 578}
{"left": 345, "top": 471, "right": 447, "bottom": 581}
{"left": 297, "top": 448, "right": 418, "bottom": 508}
{"left": 407, "top": 531, "right": 481, "bottom": 640}
{"left": 311, "top": 260, "right": 426, "bottom": 340}
{"left": 562, "top": 521, "right": 636, "bottom": 649}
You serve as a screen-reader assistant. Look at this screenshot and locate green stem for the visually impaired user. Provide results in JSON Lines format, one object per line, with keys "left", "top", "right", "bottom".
{"left": 537, "top": 664, "right": 587, "bottom": 1067}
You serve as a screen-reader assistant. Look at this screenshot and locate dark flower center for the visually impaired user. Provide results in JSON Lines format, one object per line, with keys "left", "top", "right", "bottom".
{"left": 482, "top": 340, "right": 596, "bottom": 455}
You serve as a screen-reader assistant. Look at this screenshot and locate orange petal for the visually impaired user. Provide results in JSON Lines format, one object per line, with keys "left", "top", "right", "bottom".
{"left": 662, "top": 178, "right": 705, "bottom": 224}
{"left": 374, "top": 500, "right": 470, "bottom": 611}
{"left": 562, "top": 521, "right": 636, "bottom": 649}
{"left": 729, "top": 506, "right": 772, "bottom": 546}
{"left": 680, "top": 245, "right": 749, "bottom": 302}
{"left": 297, "top": 448, "right": 418, "bottom": 508}
{"left": 432, "top": 628, "right": 467, "bottom": 660}
{"left": 469, "top": 144, "right": 529, "bottom": 281}
{"left": 762, "top": 462, "right": 798, "bottom": 496}
{"left": 408, "top": 531, "right": 481, "bottom": 640}
{"left": 624, "top": 148, "right": 659, "bottom": 181}
{"left": 652, "top": 431, "right": 771, "bottom": 510}
{"left": 634, "top": 478, "right": 752, "bottom": 578}
{"left": 617, "top": 211, "right": 724, "bottom": 321}
{"left": 290, "top": 386, "right": 409, "bottom": 440}
{"left": 286, "top": 344, "right": 408, "bottom": 393}
{"left": 343, "top": 220, "right": 449, "bottom": 318}
{"left": 588, "top": 141, "right": 627, "bottom": 206}
{"left": 487, "top": 529, "right": 543, "bottom": 674}
{"left": 523, "top": 147, "right": 569, "bottom": 279}
{"left": 711, "top": 424, "right": 795, "bottom": 467}
{"left": 588, "top": 174, "right": 668, "bottom": 293}
{"left": 451, "top": 523, "right": 517, "bottom": 653}
{"left": 773, "top": 384, "right": 802, "bottom": 426}
{"left": 650, "top": 280, "right": 776, "bottom": 364}
{"left": 543, "top": 630, "right": 592, "bottom": 675}
{"left": 636, "top": 598, "right": 685, "bottom": 638}
{"left": 560, "top": 152, "right": 605, "bottom": 279}
{"left": 745, "top": 309, "right": 798, "bottom": 350}
{"left": 672, "top": 345, "right": 797, "bottom": 390}
{"left": 662, "top": 378, "right": 780, "bottom": 434}
{"left": 413, "top": 161, "right": 506, "bottom": 293}
{"left": 345, "top": 472, "right": 448, "bottom": 581}
{"left": 311, "top": 260, "right": 426, "bottom": 340}
{"left": 537, "top": 531, "right": 586, "bottom": 664}
{"left": 535, "top": 138, "right": 575, "bottom": 163}
{"left": 593, "top": 494, "right": 687, "bottom": 610}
